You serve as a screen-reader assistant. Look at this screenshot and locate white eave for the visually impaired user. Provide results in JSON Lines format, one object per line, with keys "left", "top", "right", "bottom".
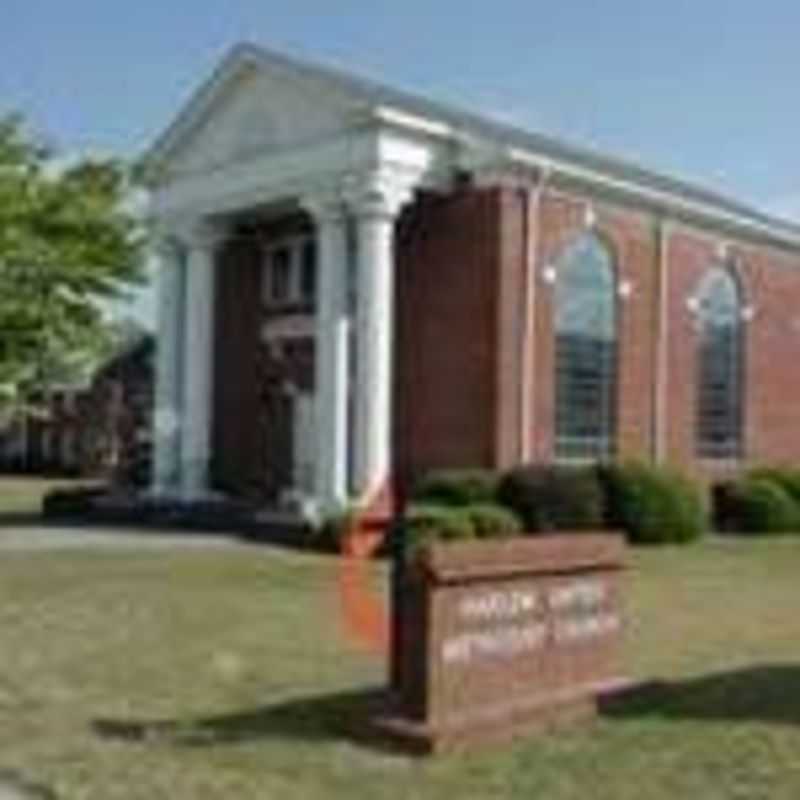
{"left": 367, "top": 105, "right": 456, "bottom": 140}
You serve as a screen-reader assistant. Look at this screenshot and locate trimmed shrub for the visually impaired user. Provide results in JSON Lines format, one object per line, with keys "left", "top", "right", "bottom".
{"left": 464, "top": 503, "right": 523, "bottom": 539}
{"left": 748, "top": 467, "right": 800, "bottom": 505}
{"left": 497, "top": 465, "right": 605, "bottom": 532}
{"left": 712, "top": 482, "right": 739, "bottom": 533}
{"left": 413, "top": 469, "right": 500, "bottom": 507}
{"left": 403, "top": 503, "right": 475, "bottom": 556}
{"left": 714, "top": 478, "right": 800, "bottom": 535}
{"left": 42, "top": 486, "right": 105, "bottom": 518}
{"left": 600, "top": 463, "right": 705, "bottom": 544}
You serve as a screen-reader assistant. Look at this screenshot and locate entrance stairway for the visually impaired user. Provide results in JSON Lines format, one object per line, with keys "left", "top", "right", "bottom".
{"left": 42, "top": 487, "right": 312, "bottom": 546}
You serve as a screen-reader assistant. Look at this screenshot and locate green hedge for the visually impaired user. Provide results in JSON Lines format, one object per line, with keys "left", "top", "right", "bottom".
{"left": 317, "top": 461, "right": 800, "bottom": 553}
{"left": 402, "top": 502, "right": 525, "bottom": 555}
{"left": 714, "top": 478, "right": 800, "bottom": 535}
{"left": 748, "top": 468, "right": 800, "bottom": 505}
{"left": 497, "top": 465, "right": 605, "bottom": 532}
{"left": 464, "top": 503, "right": 523, "bottom": 539}
{"left": 413, "top": 469, "right": 500, "bottom": 507}
{"left": 600, "top": 463, "right": 705, "bottom": 544}
{"left": 403, "top": 503, "right": 475, "bottom": 556}
{"left": 42, "top": 486, "right": 105, "bottom": 517}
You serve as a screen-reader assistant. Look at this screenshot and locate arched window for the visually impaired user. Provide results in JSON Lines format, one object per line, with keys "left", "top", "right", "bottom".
{"left": 695, "top": 267, "right": 744, "bottom": 459}
{"left": 554, "top": 233, "right": 618, "bottom": 460}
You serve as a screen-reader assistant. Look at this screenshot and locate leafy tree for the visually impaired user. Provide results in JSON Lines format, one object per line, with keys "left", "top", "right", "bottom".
{"left": 0, "top": 114, "right": 146, "bottom": 405}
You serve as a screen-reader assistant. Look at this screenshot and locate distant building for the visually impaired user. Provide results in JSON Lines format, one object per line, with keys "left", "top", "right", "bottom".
{"left": 80, "top": 335, "right": 154, "bottom": 486}
{"left": 0, "top": 335, "right": 154, "bottom": 486}
{"left": 0, "top": 387, "right": 85, "bottom": 474}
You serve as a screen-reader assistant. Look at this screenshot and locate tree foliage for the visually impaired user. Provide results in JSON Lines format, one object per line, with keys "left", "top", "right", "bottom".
{"left": 0, "top": 114, "right": 146, "bottom": 400}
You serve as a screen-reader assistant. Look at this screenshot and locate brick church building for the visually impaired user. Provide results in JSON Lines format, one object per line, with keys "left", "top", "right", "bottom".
{"left": 144, "top": 43, "right": 800, "bottom": 516}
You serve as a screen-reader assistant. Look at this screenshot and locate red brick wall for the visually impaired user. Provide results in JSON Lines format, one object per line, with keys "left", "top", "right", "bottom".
{"left": 255, "top": 214, "right": 315, "bottom": 501}
{"left": 529, "top": 192, "right": 659, "bottom": 464}
{"left": 741, "top": 244, "right": 800, "bottom": 467}
{"left": 210, "top": 183, "right": 800, "bottom": 501}
{"left": 212, "top": 237, "right": 263, "bottom": 494}
{"left": 394, "top": 187, "right": 506, "bottom": 487}
{"left": 494, "top": 188, "right": 527, "bottom": 470}
{"left": 212, "top": 214, "right": 315, "bottom": 501}
{"left": 663, "top": 228, "right": 800, "bottom": 479}
{"left": 662, "top": 230, "right": 715, "bottom": 476}
{"left": 397, "top": 181, "right": 800, "bottom": 486}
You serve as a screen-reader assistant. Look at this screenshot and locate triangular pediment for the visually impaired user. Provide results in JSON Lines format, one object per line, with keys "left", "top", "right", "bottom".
{"left": 147, "top": 45, "right": 366, "bottom": 178}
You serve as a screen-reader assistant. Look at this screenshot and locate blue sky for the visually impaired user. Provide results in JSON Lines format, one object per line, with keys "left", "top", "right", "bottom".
{"left": 2, "top": 0, "right": 799, "bottom": 326}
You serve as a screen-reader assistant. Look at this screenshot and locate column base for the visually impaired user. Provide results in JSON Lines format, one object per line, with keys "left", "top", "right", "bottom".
{"left": 145, "top": 486, "right": 227, "bottom": 506}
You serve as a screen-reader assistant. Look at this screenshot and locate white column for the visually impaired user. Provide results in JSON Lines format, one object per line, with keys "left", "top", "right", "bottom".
{"left": 152, "top": 237, "right": 184, "bottom": 495}
{"left": 303, "top": 194, "right": 350, "bottom": 512}
{"left": 348, "top": 174, "right": 414, "bottom": 500}
{"left": 179, "top": 222, "right": 223, "bottom": 500}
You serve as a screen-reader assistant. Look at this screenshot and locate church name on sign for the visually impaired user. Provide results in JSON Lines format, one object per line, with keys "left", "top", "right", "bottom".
{"left": 441, "top": 578, "right": 621, "bottom": 666}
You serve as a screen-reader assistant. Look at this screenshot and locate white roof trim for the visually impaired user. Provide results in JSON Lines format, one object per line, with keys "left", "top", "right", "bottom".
{"left": 143, "top": 42, "right": 800, "bottom": 249}
{"left": 508, "top": 148, "right": 800, "bottom": 249}
{"left": 368, "top": 106, "right": 455, "bottom": 139}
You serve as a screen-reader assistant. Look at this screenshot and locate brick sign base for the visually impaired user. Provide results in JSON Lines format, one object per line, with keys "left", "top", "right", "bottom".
{"left": 377, "top": 534, "right": 629, "bottom": 754}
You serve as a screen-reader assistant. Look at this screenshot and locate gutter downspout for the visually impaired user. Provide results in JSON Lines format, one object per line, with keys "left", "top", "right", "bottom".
{"left": 519, "top": 167, "right": 551, "bottom": 463}
{"left": 653, "top": 217, "right": 671, "bottom": 463}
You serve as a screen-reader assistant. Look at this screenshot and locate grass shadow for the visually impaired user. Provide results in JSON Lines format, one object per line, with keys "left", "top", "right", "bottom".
{"left": 602, "top": 664, "right": 800, "bottom": 726}
{"left": 0, "top": 768, "right": 57, "bottom": 799}
{"left": 0, "top": 510, "right": 230, "bottom": 539}
{"left": 92, "top": 687, "right": 397, "bottom": 751}
{"left": 0, "top": 511, "right": 48, "bottom": 527}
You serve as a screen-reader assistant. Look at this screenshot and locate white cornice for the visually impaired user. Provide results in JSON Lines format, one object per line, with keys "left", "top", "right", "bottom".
{"left": 506, "top": 148, "right": 800, "bottom": 250}
{"left": 367, "top": 105, "right": 455, "bottom": 140}
{"left": 150, "top": 121, "right": 449, "bottom": 222}
{"left": 150, "top": 132, "right": 370, "bottom": 219}
{"left": 366, "top": 109, "right": 800, "bottom": 249}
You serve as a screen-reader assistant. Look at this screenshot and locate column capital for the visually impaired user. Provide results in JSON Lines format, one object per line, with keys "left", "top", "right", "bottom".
{"left": 343, "top": 168, "right": 419, "bottom": 220}
{"left": 149, "top": 220, "right": 183, "bottom": 258}
{"left": 153, "top": 235, "right": 182, "bottom": 261}
{"left": 172, "top": 218, "right": 228, "bottom": 252}
{"left": 299, "top": 186, "right": 346, "bottom": 224}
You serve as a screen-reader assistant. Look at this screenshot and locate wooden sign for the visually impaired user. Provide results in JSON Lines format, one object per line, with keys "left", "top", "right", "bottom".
{"left": 382, "top": 534, "right": 629, "bottom": 753}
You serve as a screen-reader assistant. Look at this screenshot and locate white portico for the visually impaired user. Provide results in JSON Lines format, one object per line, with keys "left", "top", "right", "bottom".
{"left": 144, "top": 44, "right": 460, "bottom": 512}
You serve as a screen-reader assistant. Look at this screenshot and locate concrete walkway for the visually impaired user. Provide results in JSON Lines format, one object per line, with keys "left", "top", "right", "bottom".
{"left": 0, "top": 523, "right": 252, "bottom": 552}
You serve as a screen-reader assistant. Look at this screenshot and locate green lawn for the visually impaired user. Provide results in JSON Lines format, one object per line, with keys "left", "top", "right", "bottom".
{"left": 0, "top": 539, "right": 797, "bottom": 798}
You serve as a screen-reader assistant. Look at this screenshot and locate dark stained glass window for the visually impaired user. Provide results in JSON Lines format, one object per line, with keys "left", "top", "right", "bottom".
{"left": 696, "top": 267, "right": 744, "bottom": 459}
